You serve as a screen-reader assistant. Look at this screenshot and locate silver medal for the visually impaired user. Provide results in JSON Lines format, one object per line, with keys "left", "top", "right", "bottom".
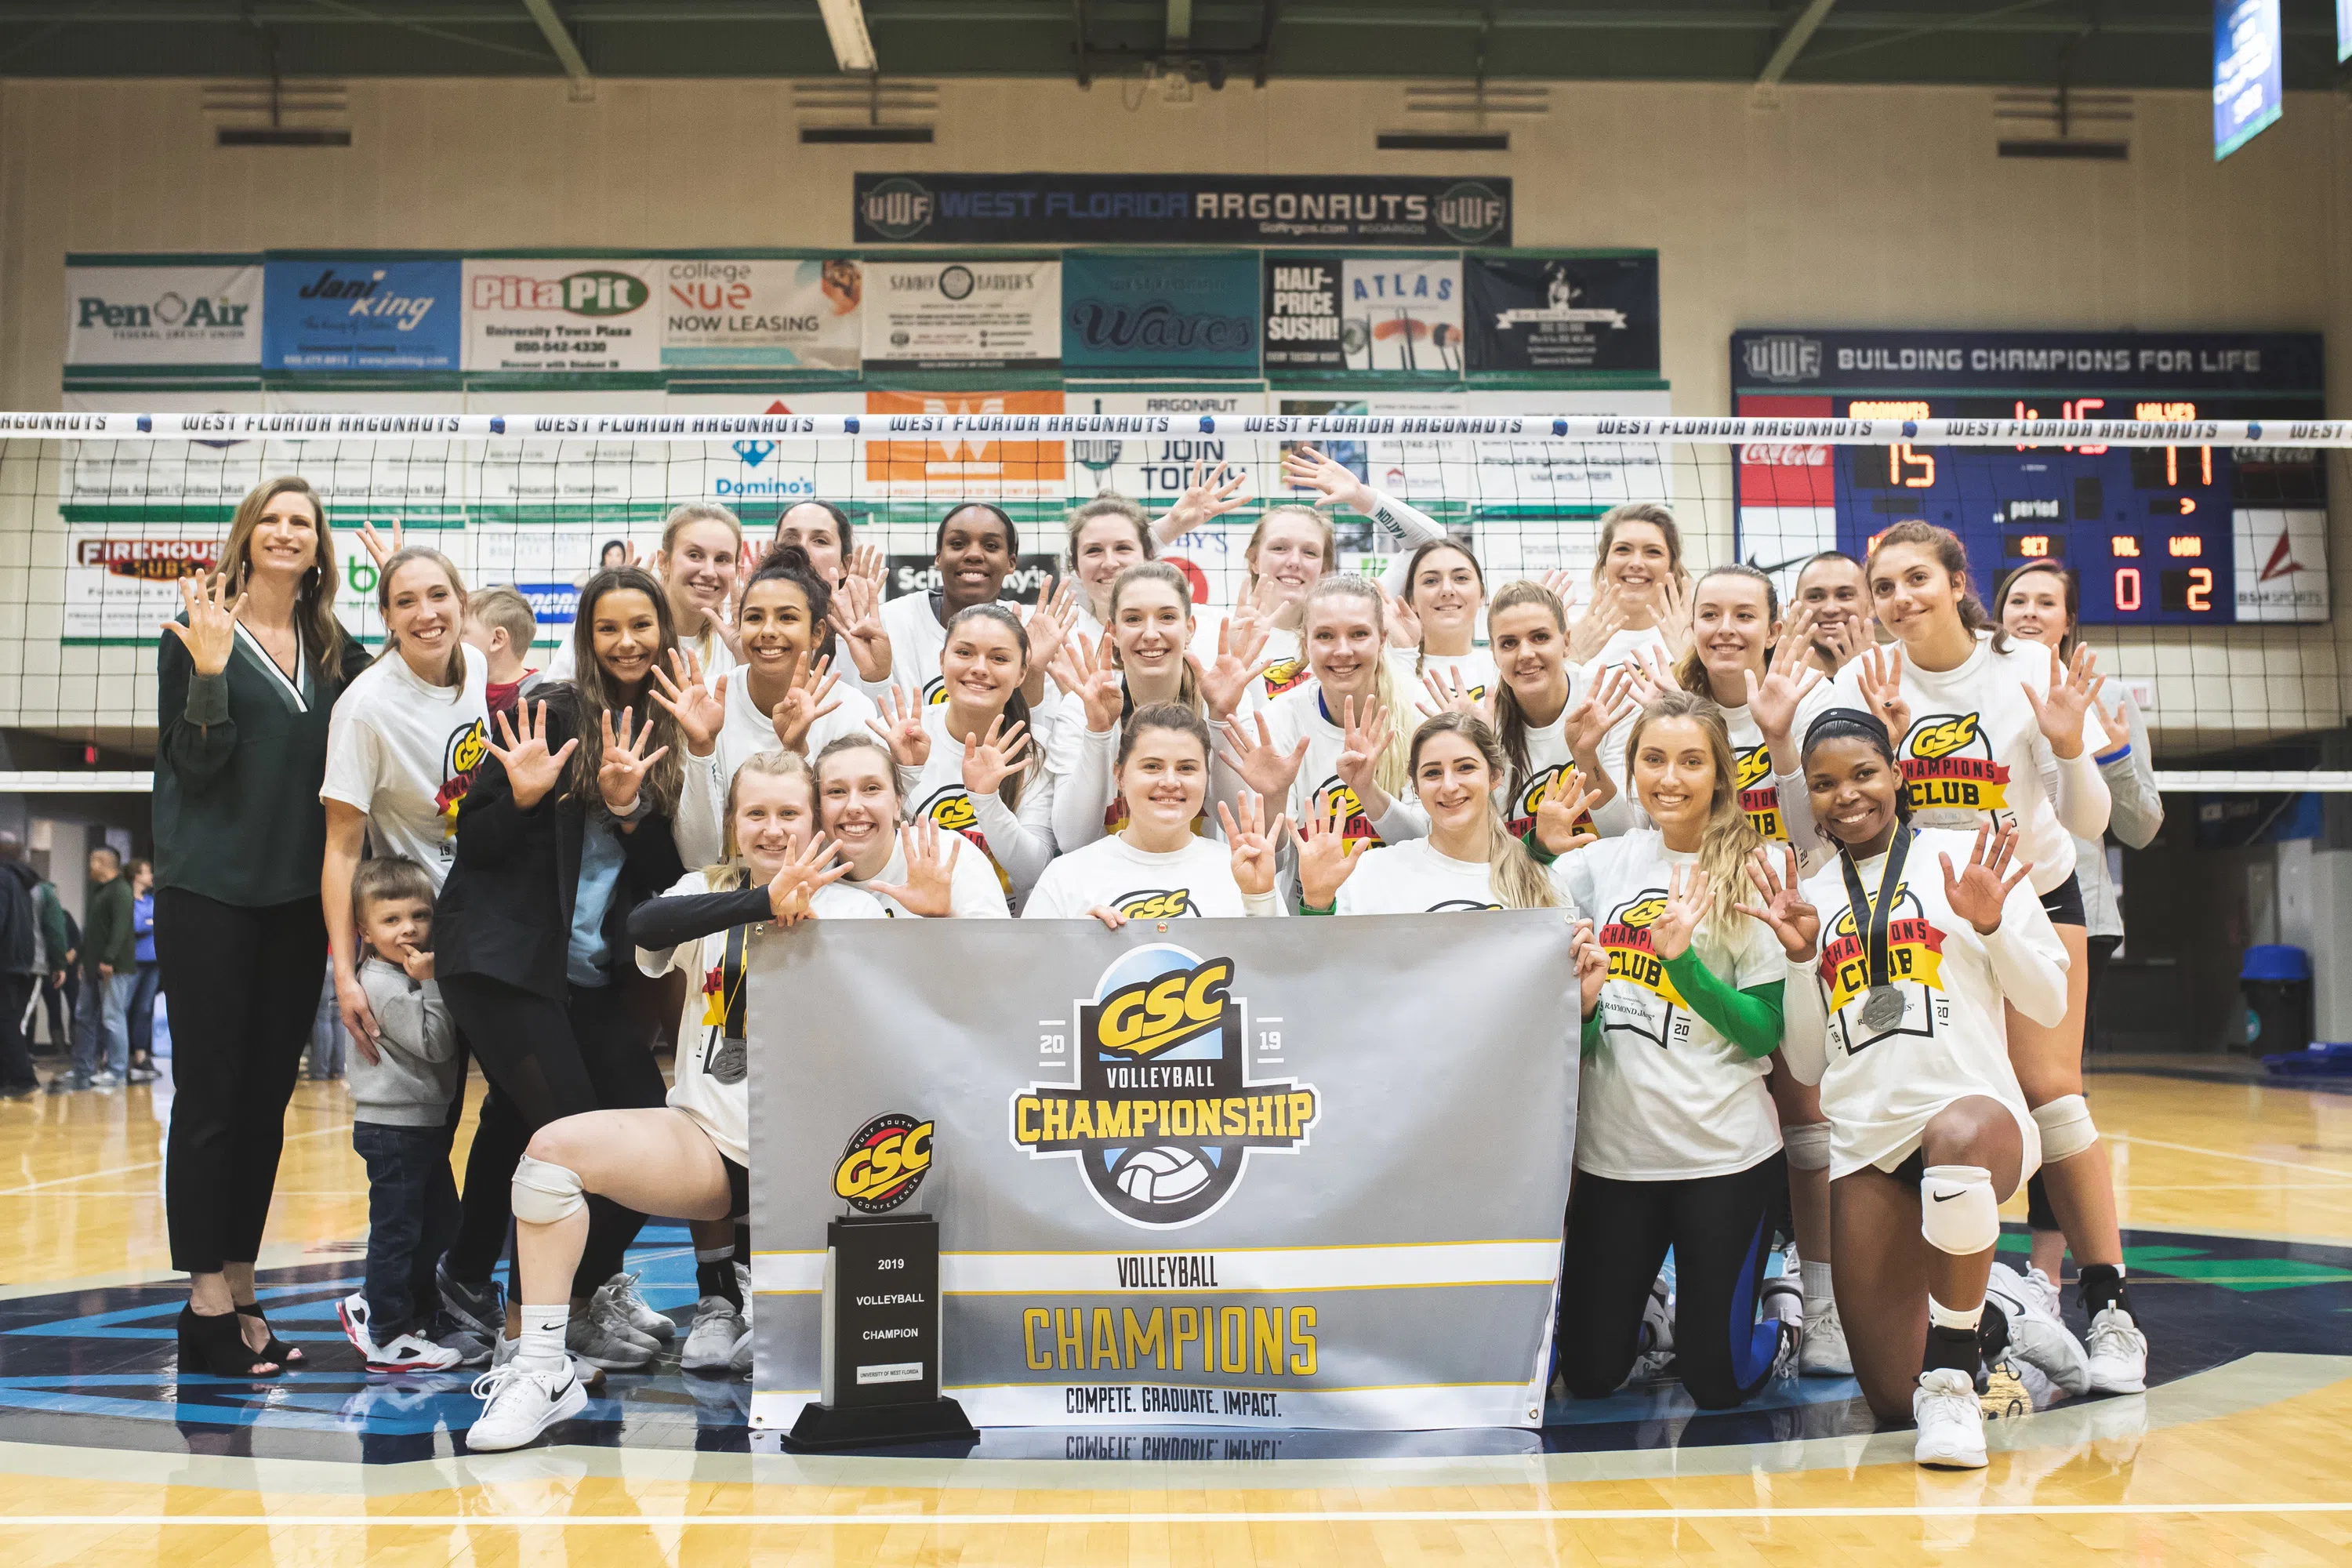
{"left": 1861, "top": 984, "right": 1905, "bottom": 1030}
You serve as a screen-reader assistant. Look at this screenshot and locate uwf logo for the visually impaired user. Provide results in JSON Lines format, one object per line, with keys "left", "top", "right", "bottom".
{"left": 1742, "top": 335, "right": 1823, "bottom": 383}
{"left": 1066, "top": 300, "right": 1255, "bottom": 356}
{"left": 861, "top": 176, "right": 935, "bottom": 241}
{"left": 1011, "top": 947, "right": 1317, "bottom": 1229}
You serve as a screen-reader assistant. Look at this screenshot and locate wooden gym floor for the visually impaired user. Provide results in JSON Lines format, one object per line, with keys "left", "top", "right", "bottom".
{"left": 2, "top": 1061, "right": 2350, "bottom": 1565}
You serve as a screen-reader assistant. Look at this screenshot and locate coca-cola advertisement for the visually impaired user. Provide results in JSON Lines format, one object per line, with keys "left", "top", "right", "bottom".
{"left": 1733, "top": 394, "right": 1837, "bottom": 506}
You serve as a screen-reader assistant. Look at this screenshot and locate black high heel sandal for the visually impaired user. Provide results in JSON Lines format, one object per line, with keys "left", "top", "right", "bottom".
{"left": 176, "top": 1305, "right": 281, "bottom": 1378}
{"left": 236, "top": 1302, "right": 305, "bottom": 1367}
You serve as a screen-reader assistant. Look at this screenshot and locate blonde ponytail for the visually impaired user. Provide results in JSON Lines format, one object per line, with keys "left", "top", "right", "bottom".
{"left": 1410, "top": 712, "right": 1557, "bottom": 909}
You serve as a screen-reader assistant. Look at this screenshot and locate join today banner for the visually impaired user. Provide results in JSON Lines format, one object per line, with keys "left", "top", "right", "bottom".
{"left": 748, "top": 913, "right": 1579, "bottom": 1431}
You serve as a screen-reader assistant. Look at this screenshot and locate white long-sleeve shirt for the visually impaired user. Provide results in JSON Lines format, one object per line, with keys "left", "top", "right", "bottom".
{"left": 1780, "top": 826, "right": 2066, "bottom": 1178}
{"left": 905, "top": 702, "right": 1058, "bottom": 906}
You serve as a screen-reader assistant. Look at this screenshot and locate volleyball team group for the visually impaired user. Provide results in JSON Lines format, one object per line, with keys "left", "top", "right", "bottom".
{"left": 146, "top": 444, "right": 2156, "bottom": 1465}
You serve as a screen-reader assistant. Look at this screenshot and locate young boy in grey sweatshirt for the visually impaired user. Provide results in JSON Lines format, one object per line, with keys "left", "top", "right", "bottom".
{"left": 336, "top": 856, "right": 465, "bottom": 1374}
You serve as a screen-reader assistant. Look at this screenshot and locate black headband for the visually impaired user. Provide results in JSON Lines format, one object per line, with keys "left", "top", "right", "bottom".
{"left": 1802, "top": 706, "right": 1893, "bottom": 756}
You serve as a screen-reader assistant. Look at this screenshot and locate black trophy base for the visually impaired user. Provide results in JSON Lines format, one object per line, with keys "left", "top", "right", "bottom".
{"left": 786, "top": 1396, "right": 979, "bottom": 1451}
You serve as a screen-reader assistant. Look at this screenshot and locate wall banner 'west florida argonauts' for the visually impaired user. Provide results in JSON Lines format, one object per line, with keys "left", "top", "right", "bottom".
{"left": 261, "top": 256, "right": 463, "bottom": 374}
{"left": 1462, "top": 252, "right": 1661, "bottom": 376}
{"left": 65, "top": 258, "right": 263, "bottom": 369}
{"left": 748, "top": 913, "right": 1579, "bottom": 1431}
{"left": 854, "top": 173, "right": 1512, "bottom": 249}
{"left": 1060, "top": 251, "right": 1260, "bottom": 379}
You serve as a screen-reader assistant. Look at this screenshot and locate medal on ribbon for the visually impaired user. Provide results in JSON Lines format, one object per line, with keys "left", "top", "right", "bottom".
{"left": 1838, "top": 829, "right": 1913, "bottom": 1032}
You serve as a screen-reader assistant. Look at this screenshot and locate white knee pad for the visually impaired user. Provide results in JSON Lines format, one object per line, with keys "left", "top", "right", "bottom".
{"left": 511, "top": 1153, "right": 586, "bottom": 1225}
{"left": 1783, "top": 1121, "right": 1831, "bottom": 1171}
{"left": 2033, "top": 1094, "right": 2099, "bottom": 1163}
{"left": 1920, "top": 1163, "right": 1999, "bottom": 1256}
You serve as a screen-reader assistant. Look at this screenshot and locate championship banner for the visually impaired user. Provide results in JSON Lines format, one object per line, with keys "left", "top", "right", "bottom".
{"left": 749, "top": 913, "right": 1579, "bottom": 1432}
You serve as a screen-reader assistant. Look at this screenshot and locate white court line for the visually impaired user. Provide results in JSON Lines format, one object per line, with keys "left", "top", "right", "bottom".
{"left": 0, "top": 1123, "right": 347, "bottom": 1196}
{"left": 2112, "top": 1133, "right": 2352, "bottom": 1181}
{"left": 7, "top": 1502, "right": 2352, "bottom": 1526}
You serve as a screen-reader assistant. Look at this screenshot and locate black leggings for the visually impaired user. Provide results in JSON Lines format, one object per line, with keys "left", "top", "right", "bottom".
{"left": 439, "top": 971, "right": 668, "bottom": 1300}
{"left": 1559, "top": 1152, "right": 1788, "bottom": 1411}
{"left": 2027, "top": 931, "right": 2121, "bottom": 1232}
{"left": 156, "top": 889, "right": 328, "bottom": 1275}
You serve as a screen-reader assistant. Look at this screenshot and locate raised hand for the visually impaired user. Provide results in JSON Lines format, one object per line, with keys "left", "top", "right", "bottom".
{"left": 1380, "top": 585, "right": 1424, "bottom": 651}
{"left": 597, "top": 706, "right": 670, "bottom": 818}
{"left": 1817, "top": 611, "right": 1875, "bottom": 673}
{"left": 773, "top": 651, "right": 845, "bottom": 754}
{"left": 1622, "top": 642, "right": 1678, "bottom": 709}
{"left": 1735, "top": 843, "right": 1820, "bottom": 961}
{"left": 1280, "top": 443, "right": 1373, "bottom": 514}
{"left": 1566, "top": 582, "right": 1627, "bottom": 663}
{"left": 163, "top": 570, "right": 246, "bottom": 679}
{"left": 485, "top": 699, "right": 579, "bottom": 811}
{"left": 1417, "top": 666, "right": 1482, "bottom": 720}
{"left": 1564, "top": 662, "right": 1639, "bottom": 757}
{"left": 1022, "top": 574, "right": 1081, "bottom": 678}
{"left": 1051, "top": 632, "right": 1125, "bottom": 735}
{"left": 1570, "top": 917, "right": 1608, "bottom": 1018}
{"left": 1296, "top": 794, "right": 1365, "bottom": 909}
{"left": 865, "top": 684, "right": 931, "bottom": 770}
{"left": 765, "top": 833, "right": 852, "bottom": 924}
{"left": 1656, "top": 573, "right": 1693, "bottom": 658}
{"left": 1940, "top": 821, "right": 2031, "bottom": 935}
{"left": 960, "top": 714, "right": 1031, "bottom": 797}
{"left": 354, "top": 519, "right": 405, "bottom": 571}
{"left": 648, "top": 645, "right": 727, "bottom": 758}
{"left": 1332, "top": 695, "right": 1393, "bottom": 801}
{"left": 1745, "top": 613, "right": 1827, "bottom": 749}
{"left": 826, "top": 565, "right": 894, "bottom": 684}
{"left": 2021, "top": 642, "right": 2106, "bottom": 760}
{"left": 1186, "top": 616, "right": 1273, "bottom": 722}
{"left": 700, "top": 602, "right": 743, "bottom": 661}
{"left": 1647, "top": 862, "right": 1709, "bottom": 961}
{"left": 846, "top": 543, "right": 887, "bottom": 590}
{"left": 1534, "top": 765, "right": 1606, "bottom": 857}
{"left": 1536, "top": 568, "right": 1581, "bottom": 619}
{"left": 866, "top": 820, "right": 960, "bottom": 917}
{"left": 1218, "top": 794, "right": 1287, "bottom": 898}
{"left": 1159, "top": 461, "right": 1252, "bottom": 539}
{"left": 1217, "top": 712, "right": 1310, "bottom": 805}
{"left": 1855, "top": 643, "right": 1913, "bottom": 745}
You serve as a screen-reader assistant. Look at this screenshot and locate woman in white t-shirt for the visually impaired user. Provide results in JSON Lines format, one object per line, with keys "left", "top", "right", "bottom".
{"left": 868, "top": 603, "right": 1058, "bottom": 906}
{"left": 1217, "top": 575, "right": 1423, "bottom": 855}
{"left": 1025, "top": 705, "right": 1286, "bottom": 925}
{"left": 1297, "top": 711, "right": 1573, "bottom": 915}
{"left": 1747, "top": 707, "right": 2072, "bottom": 1469}
{"left": 1490, "top": 580, "right": 1635, "bottom": 848}
{"left": 1218, "top": 503, "right": 1334, "bottom": 704}
{"left": 321, "top": 546, "right": 490, "bottom": 1047}
{"left": 467, "top": 749, "right": 881, "bottom": 1452}
{"left": 1545, "top": 691, "right": 1791, "bottom": 1413}
{"left": 813, "top": 735, "right": 1009, "bottom": 919}
{"left": 1668, "top": 562, "right": 1850, "bottom": 1373}
{"left": 1836, "top": 521, "right": 2141, "bottom": 1396}
{"left": 549, "top": 503, "right": 744, "bottom": 684}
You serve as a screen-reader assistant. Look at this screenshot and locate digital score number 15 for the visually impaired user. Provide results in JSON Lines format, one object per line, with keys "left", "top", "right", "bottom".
{"left": 2109, "top": 533, "right": 2214, "bottom": 614}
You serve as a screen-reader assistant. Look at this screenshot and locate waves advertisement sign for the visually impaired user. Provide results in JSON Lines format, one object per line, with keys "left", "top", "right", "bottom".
{"left": 463, "top": 258, "right": 659, "bottom": 374}
{"left": 262, "top": 256, "right": 461, "bottom": 373}
{"left": 1060, "top": 252, "right": 1258, "bottom": 378}
{"left": 855, "top": 173, "right": 1510, "bottom": 248}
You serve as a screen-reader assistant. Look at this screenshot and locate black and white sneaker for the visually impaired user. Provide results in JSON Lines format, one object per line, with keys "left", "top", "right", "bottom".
{"left": 338, "top": 1292, "right": 463, "bottom": 1374}
{"left": 466, "top": 1362, "right": 587, "bottom": 1453}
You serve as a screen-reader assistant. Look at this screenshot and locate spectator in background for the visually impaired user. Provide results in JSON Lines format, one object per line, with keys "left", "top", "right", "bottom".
{"left": 37, "top": 900, "right": 75, "bottom": 1057}
{"left": 0, "top": 831, "right": 42, "bottom": 1100}
{"left": 307, "top": 956, "right": 346, "bottom": 1081}
{"left": 462, "top": 586, "right": 545, "bottom": 718}
{"left": 56, "top": 844, "right": 133, "bottom": 1092}
{"left": 125, "top": 858, "right": 160, "bottom": 1084}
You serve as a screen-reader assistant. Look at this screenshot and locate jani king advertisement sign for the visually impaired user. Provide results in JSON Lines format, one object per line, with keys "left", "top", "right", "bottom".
{"left": 2213, "top": 0, "right": 2282, "bottom": 161}
{"left": 855, "top": 173, "right": 1510, "bottom": 249}
{"left": 1060, "top": 251, "right": 1259, "bottom": 378}
{"left": 263, "top": 256, "right": 462, "bottom": 372}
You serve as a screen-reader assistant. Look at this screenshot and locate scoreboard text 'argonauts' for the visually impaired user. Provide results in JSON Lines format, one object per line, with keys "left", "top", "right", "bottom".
{"left": 1730, "top": 328, "right": 2329, "bottom": 626}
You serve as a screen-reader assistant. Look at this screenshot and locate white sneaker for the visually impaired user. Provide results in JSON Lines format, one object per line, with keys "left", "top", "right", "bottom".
{"left": 2021, "top": 1263, "right": 2064, "bottom": 1320}
{"left": 604, "top": 1271, "right": 676, "bottom": 1343}
{"left": 729, "top": 1323, "right": 753, "bottom": 1377}
{"left": 337, "top": 1291, "right": 463, "bottom": 1374}
{"left": 1984, "top": 1261, "right": 2090, "bottom": 1396}
{"left": 2085, "top": 1306, "right": 2149, "bottom": 1394}
{"left": 585, "top": 1279, "right": 662, "bottom": 1358}
{"left": 1913, "top": 1367, "right": 1987, "bottom": 1468}
{"left": 681, "top": 1296, "right": 745, "bottom": 1374}
{"left": 466, "top": 1360, "right": 588, "bottom": 1453}
{"left": 491, "top": 1328, "right": 608, "bottom": 1389}
{"left": 735, "top": 1262, "right": 754, "bottom": 1330}
{"left": 568, "top": 1308, "right": 658, "bottom": 1372}
{"left": 1800, "top": 1294, "right": 1854, "bottom": 1376}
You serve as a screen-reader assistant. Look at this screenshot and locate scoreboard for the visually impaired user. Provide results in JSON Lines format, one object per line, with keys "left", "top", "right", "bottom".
{"left": 1730, "top": 329, "right": 2328, "bottom": 625}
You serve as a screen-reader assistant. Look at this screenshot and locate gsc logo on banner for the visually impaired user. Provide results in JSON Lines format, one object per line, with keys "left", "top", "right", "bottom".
{"left": 1010, "top": 946, "right": 1318, "bottom": 1229}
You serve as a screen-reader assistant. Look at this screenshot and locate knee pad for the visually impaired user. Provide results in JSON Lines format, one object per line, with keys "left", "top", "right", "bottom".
{"left": 1920, "top": 1163, "right": 1999, "bottom": 1256}
{"left": 510, "top": 1153, "right": 586, "bottom": 1225}
{"left": 2033, "top": 1094, "right": 2099, "bottom": 1163}
{"left": 1783, "top": 1121, "right": 1831, "bottom": 1172}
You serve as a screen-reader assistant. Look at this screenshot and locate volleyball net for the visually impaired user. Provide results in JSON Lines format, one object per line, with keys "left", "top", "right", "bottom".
{"left": 3, "top": 411, "right": 2348, "bottom": 783}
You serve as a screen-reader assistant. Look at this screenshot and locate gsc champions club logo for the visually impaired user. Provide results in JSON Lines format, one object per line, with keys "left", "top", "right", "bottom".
{"left": 1899, "top": 713, "right": 2010, "bottom": 820}
{"left": 1818, "top": 895, "right": 1944, "bottom": 1018}
{"left": 1011, "top": 946, "right": 1317, "bottom": 1229}
{"left": 1597, "top": 890, "right": 1688, "bottom": 1050}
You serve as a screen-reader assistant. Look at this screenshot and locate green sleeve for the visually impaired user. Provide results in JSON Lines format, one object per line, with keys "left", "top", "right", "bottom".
{"left": 1523, "top": 828, "right": 1558, "bottom": 867}
{"left": 1579, "top": 1009, "right": 1603, "bottom": 1059}
{"left": 1298, "top": 898, "right": 1335, "bottom": 916}
{"left": 1658, "top": 949, "right": 1784, "bottom": 1060}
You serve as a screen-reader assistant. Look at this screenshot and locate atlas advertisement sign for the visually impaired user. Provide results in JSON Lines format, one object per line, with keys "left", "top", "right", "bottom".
{"left": 855, "top": 173, "right": 1510, "bottom": 248}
